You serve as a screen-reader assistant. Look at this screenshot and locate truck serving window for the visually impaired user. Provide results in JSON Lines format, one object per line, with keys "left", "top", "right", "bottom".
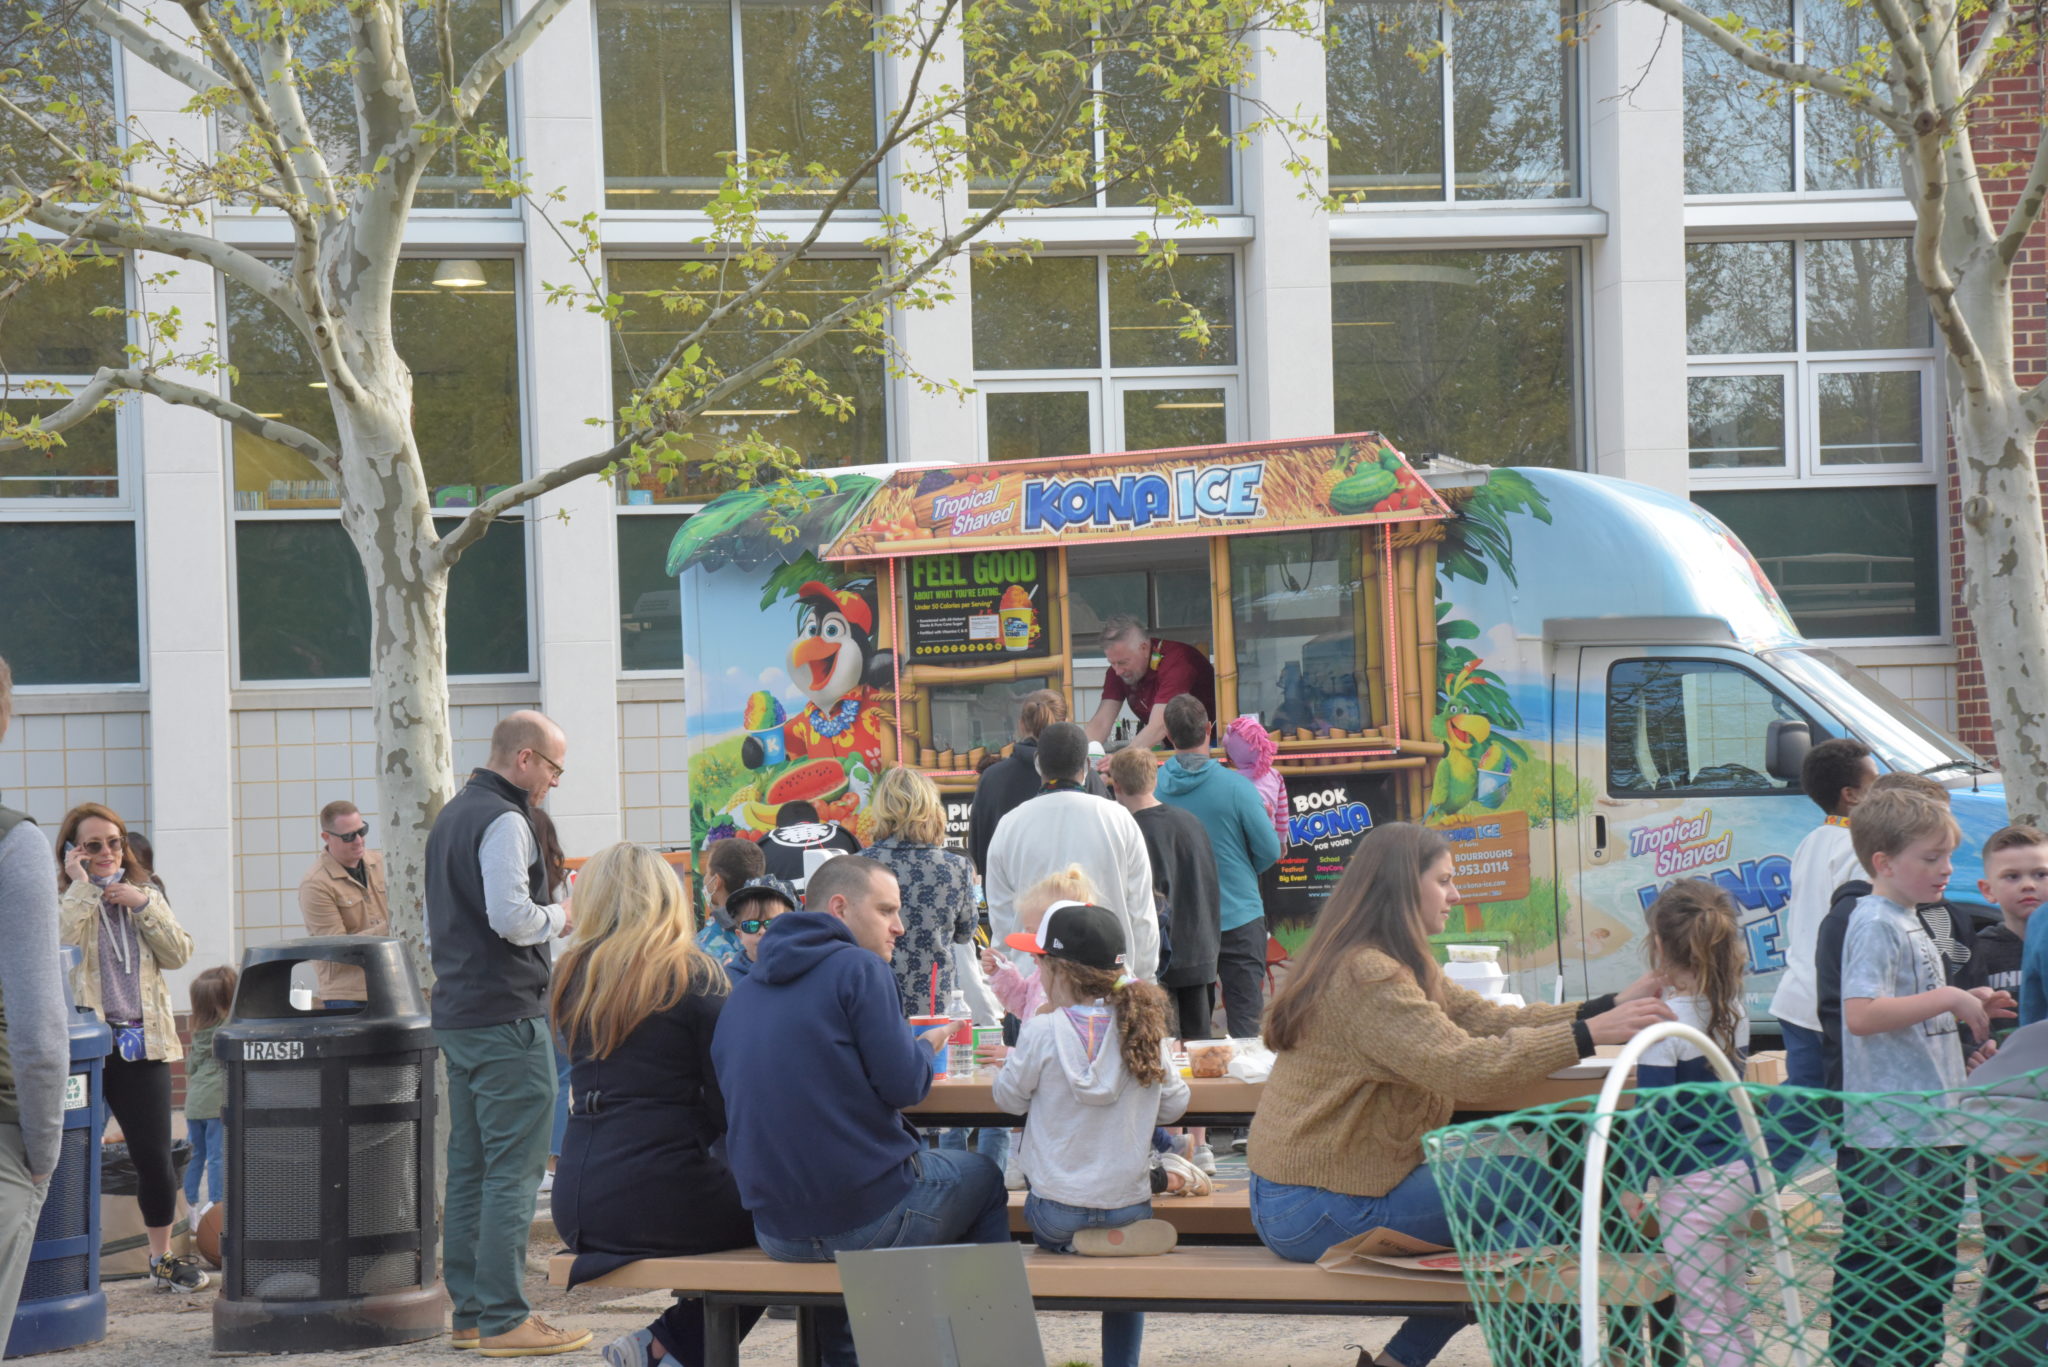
{"left": 1765, "top": 647, "right": 1984, "bottom": 777}
{"left": 1606, "top": 659, "right": 1805, "bottom": 797}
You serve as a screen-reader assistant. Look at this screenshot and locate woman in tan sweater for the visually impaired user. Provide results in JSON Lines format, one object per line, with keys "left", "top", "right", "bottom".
{"left": 1247, "top": 824, "right": 1672, "bottom": 1367}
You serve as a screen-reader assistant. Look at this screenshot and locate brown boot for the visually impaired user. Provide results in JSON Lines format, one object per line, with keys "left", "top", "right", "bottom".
{"left": 478, "top": 1317, "right": 593, "bottom": 1358}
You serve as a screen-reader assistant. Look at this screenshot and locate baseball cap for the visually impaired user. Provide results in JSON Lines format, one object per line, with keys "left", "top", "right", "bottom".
{"left": 727, "top": 875, "right": 799, "bottom": 918}
{"left": 1003, "top": 901, "right": 1127, "bottom": 972}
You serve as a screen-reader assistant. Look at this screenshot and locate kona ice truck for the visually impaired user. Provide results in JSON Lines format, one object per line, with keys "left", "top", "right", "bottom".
{"left": 666, "top": 434, "right": 2004, "bottom": 1026}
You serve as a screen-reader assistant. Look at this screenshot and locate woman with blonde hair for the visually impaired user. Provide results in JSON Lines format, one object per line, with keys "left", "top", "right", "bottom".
{"left": 56, "top": 802, "right": 204, "bottom": 1293}
{"left": 864, "top": 765, "right": 978, "bottom": 1019}
{"left": 549, "top": 842, "right": 759, "bottom": 1367}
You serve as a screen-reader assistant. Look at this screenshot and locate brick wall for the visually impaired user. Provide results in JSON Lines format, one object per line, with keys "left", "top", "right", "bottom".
{"left": 1951, "top": 50, "right": 2048, "bottom": 755}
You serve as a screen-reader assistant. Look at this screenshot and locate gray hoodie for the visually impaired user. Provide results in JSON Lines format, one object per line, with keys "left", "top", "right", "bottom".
{"left": 1960, "top": 1020, "right": 2048, "bottom": 1228}
{"left": 0, "top": 815, "right": 68, "bottom": 1177}
{"left": 992, "top": 1003, "right": 1189, "bottom": 1209}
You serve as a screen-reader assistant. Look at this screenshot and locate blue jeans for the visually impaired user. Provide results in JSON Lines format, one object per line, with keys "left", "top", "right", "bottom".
{"left": 757, "top": 1148, "right": 1009, "bottom": 1367}
{"left": 1771, "top": 1021, "right": 1834, "bottom": 1174}
{"left": 1251, "top": 1160, "right": 1562, "bottom": 1367}
{"left": 550, "top": 1033, "right": 571, "bottom": 1159}
{"left": 182, "top": 1117, "right": 224, "bottom": 1207}
{"left": 938, "top": 1126, "right": 1010, "bottom": 1172}
{"left": 1024, "top": 1194, "right": 1151, "bottom": 1367}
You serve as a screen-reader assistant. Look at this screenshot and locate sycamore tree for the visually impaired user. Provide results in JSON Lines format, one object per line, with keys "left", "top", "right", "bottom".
{"left": 0, "top": 0, "right": 1318, "bottom": 959}
{"left": 1629, "top": 0, "right": 2048, "bottom": 817}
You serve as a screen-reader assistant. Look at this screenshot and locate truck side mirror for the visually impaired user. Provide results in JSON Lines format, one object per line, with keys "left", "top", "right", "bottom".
{"left": 1766, "top": 720, "right": 1812, "bottom": 784}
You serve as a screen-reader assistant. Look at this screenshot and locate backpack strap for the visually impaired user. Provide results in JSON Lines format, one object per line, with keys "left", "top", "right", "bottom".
{"left": 0, "top": 805, "right": 32, "bottom": 843}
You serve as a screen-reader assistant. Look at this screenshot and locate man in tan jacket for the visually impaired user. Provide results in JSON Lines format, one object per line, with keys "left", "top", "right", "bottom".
{"left": 297, "top": 799, "right": 390, "bottom": 1006}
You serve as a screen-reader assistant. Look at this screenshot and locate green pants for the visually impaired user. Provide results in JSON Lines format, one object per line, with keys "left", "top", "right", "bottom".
{"left": 439, "top": 1017, "right": 555, "bottom": 1338}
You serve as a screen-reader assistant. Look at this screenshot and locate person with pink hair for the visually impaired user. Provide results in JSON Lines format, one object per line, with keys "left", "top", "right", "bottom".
{"left": 1224, "top": 716, "right": 1288, "bottom": 850}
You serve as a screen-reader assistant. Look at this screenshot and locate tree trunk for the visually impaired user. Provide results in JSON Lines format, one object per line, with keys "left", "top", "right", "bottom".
{"left": 1954, "top": 389, "right": 2048, "bottom": 824}
{"left": 334, "top": 381, "right": 454, "bottom": 989}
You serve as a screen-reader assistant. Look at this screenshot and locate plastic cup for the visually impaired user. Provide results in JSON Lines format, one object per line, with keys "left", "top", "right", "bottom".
{"left": 972, "top": 1025, "right": 1004, "bottom": 1072}
{"left": 910, "top": 1015, "right": 951, "bottom": 1078}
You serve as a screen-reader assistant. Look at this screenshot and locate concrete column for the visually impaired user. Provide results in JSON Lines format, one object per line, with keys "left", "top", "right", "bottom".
{"left": 518, "top": 0, "right": 624, "bottom": 855}
{"left": 124, "top": 28, "right": 237, "bottom": 981}
{"left": 1584, "top": 1, "right": 1688, "bottom": 494}
{"left": 1241, "top": 24, "right": 1334, "bottom": 440}
{"left": 881, "top": 0, "right": 979, "bottom": 462}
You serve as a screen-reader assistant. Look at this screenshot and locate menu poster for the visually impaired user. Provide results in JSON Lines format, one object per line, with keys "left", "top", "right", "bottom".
{"left": 1270, "top": 776, "right": 1395, "bottom": 926}
{"left": 904, "top": 549, "right": 1048, "bottom": 663}
{"left": 943, "top": 798, "right": 973, "bottom": 854}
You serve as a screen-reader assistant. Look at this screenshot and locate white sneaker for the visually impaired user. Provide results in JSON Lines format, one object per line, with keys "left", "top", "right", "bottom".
{"left": 537, "top": 1169, "right": 555, "bottom": 1195}
{"left": 1004, "top": 1153, "right": 1027, "bottom": 1192}
{"left": 1156, "top": 1152, "right": 1212, "bottom": 1198}
{"left": 1190, "top": 1143, "right": 1217, "bottom": 1175}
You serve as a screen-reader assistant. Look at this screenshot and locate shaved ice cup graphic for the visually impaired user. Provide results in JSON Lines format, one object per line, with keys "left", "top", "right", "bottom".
{"left": 743, "top": 690, "right": 788, "bottom": 767}
{"left": 999, "top": 584, "right": 1036, "bottom": 653}
{"left": 1474, "top": 768, "right": 1512, "bottom": 807}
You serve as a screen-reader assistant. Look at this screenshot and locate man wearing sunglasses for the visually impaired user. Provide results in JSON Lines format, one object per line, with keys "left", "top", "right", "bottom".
{"left": 295, "top": 800, "right": 391, "bottom": 1009}
{"left": 722, "top": 876, "right": 799, "bottom": 983}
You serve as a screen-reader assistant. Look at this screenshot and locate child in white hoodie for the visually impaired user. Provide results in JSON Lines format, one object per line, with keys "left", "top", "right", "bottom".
{"left": 991, "top": 901, "right": 1189, "bottom": 1367}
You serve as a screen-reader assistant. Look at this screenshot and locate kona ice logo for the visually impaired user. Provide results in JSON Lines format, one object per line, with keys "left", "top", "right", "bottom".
{"left": 1023, "top": 462, "right": 1265, "bottom": 532}
{"left": 1627, "top": 809, "right": 1793, "bottom": 974}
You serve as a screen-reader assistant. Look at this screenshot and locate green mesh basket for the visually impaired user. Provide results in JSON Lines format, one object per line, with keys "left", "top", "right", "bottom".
{"left": 1420, "top": 1024, "right": 2048, "bottom": 1367}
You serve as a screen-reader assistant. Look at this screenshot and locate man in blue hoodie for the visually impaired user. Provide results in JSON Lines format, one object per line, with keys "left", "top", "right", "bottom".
{"left": 712, "top": 854, "right": 1008, "bottom": 1365}
{"left": 1154, "top": 695, "right": 1281, "bottom": 1040}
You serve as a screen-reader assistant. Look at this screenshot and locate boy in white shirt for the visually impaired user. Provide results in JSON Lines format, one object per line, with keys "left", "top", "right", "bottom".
{"left": 1768, "top": 736, "right": 1875, "bottom": 1165}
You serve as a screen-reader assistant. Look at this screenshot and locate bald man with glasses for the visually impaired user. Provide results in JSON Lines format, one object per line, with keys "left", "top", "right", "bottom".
{"left": 296, "top": 799, "right": 390, "bottom": 1008}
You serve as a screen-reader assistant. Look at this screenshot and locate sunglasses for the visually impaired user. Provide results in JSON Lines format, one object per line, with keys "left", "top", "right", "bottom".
{"left": 735, "top": 906, "right": 789, "bottom": 934}
{"left": 79, "top": 837, "right": 124, "bottom": 855}
{"left": 326, "top": 824, "right": 370, "bottom": 843}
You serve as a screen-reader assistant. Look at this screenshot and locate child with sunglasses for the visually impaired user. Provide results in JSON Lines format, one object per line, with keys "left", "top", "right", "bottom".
{"left": 722, "top": 876, "right": 800, "bottom": 983}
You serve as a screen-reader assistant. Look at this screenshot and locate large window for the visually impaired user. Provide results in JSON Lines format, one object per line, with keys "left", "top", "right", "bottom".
{"left": 970, "top": 254, "right": 1240, "bottom": 458}
{"left": 226, "top": 259, "right": 531, "bottom": 681}
{"left": 596, "top": 0, "right": 879, "bottom": 211}
{"left": 618, "top": 512, "right": 689, "bottom": 672}
{"left": 1605, "top": 658, "right": 1807, "bottom": 796}
{"left": 0, "top": 254, "right": 141, "bottom": 686}
{"left": 1331, "top": 247, "right": 1581, "bottom": 467}
{"left": 221, "top": 0, "right": 511, "bottom": 209}
{"left": 0, "top": 19, "right": 118, "bottom": 198}
{"left": 1682, "top": 0, "right": 1899, "bottom": 196}
{"left": 1686, "top": 237, "right": 1939, "bottom": 640}
{"left": 1232, "top": 531, "right": 1368, "bottom": 734}
{"left": 606, "top": 256, "right": 889, "bottom": 504}
{"left": 1327, "top": 0, "right": 1578, "bottom": 204}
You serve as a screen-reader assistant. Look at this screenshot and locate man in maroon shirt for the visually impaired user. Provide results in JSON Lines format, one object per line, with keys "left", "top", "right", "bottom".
{"left": 1084, "top": 614, "right": 1216, "bottom": 751}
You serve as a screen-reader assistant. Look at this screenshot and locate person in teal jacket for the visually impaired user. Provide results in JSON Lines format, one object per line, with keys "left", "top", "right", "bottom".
{"left": 1153, "top": 694, "right": 1281, "bottom": 1040}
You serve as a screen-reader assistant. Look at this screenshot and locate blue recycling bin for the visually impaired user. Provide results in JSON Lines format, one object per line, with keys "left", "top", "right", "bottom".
{"left": 5, "top": 946, "right": 111, "bottom": 1359}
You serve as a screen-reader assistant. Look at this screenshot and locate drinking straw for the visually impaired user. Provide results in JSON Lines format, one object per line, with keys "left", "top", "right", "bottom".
{"left": 930, "top": 962, "right": 939, "bottom": 1016}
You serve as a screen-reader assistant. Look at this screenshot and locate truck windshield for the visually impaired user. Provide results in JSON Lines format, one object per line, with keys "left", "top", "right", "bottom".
{"left": 1764, "top": 647, "right": 1988, "bottom": 776}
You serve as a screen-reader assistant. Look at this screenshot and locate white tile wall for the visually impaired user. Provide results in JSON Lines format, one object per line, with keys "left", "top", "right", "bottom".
{"left": 232, "top": 701, "right": 536, "bottom": 949}
{"left": 0, "top": 710, "right": 152, "bottom": 833}
{"left": 1867, "top": 663, "right": 1958, "bottom": 736}
{"left": 619, "top": 700, "right": 692, "bottom": 849}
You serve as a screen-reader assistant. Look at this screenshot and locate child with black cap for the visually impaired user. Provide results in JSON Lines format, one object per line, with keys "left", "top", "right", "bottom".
{"left": 990, "top": 901, "right": 1189, "bottom": 1367}
{"left": 723, "top": 875, "right": 799, "bottom": 983}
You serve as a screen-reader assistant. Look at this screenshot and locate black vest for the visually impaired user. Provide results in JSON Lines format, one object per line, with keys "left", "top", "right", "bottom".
{"left": 424, "top": 769, "right": 551, "bottom": 1030}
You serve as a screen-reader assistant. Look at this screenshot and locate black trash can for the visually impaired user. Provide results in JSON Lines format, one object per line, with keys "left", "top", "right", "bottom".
{"left": 211, "top": 936, "right": 444, "bottom": 1353}
{"left": 5, "top": 946, "right": 110, "bottom": 1359}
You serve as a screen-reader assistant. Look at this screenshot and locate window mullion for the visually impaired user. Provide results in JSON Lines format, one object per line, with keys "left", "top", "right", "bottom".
{"left": 1789, "top": 0, "right": 1806, "bottom": 193}
{"left": 730, "top": 0, "right": 749, "bottom": 174}
{"left": 1439, "top": 7, "right": 1456, "bottom": 204}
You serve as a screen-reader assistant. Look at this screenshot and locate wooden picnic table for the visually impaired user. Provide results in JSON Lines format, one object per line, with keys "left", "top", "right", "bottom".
{"left": 905, "top": 1061, "right": 1625, "bottom": 1129}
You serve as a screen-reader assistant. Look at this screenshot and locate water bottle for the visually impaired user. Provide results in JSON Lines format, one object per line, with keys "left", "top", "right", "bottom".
{"left": 943, "top": 988, "right": 974, "bottom": 1076}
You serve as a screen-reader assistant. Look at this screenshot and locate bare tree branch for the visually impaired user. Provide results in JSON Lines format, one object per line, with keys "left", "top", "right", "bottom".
{"left": 1632, "top": 0, "right": 1913, "bottom": 135}
{"left": 80, "top": 0, "right": 228, "bottom": 94}
{"left": 1997, "top": 119, "right": 2048, "bottom": 267}
{"left": 174, "top": 0, "right": 316, "bottom": 219}
{"left": 1956, "top": 0, "right": 2013, "bottom": 98}
{"left": 0, "top": 365, "right": 338, "bottom": 472}
{"left": 250, "top": 22, "right": 339, "bottom": 213}
{"left": 450, "top": 0, "right": 575, "bottom": 124}
{"left": 23, "top": 195, "right": 311, "bottom": 334}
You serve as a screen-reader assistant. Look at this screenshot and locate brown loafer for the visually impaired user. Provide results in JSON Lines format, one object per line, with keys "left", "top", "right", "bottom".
{"left": 452, "top": 1327, "right": 480, "bottom": 1350}
{"left": 479, "top": 1317, "right": 593, "bottom": 1358}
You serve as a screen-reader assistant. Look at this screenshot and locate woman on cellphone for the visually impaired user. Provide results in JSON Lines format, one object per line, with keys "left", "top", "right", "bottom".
{"left": 1246, "top": 823, "right": 1673, "bottom": 1367}
{"left": 56, "top": 803, "right": 205, "bottom": 1294}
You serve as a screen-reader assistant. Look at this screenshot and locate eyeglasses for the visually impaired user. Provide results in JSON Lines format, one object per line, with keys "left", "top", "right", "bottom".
{"left": 530, "top": 750, "right": 565, "bottom": 780}
{"left": 325, "top": 824, "right": 370, "bottom": 843}
{"left": 79, "top": 837, "right": 123, "bottom": 855}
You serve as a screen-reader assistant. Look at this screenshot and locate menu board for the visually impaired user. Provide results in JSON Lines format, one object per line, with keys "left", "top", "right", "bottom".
{"left": 903, "top": 549, "right": 1049, "bottom": 663}
{"left": 1270, "top": 776, "right": 1390, "bottom": 926}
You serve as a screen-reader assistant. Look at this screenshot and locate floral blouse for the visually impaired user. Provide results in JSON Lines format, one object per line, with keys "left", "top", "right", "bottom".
{"left": 866, "top": 835, "right": 979, "bottom": 1018}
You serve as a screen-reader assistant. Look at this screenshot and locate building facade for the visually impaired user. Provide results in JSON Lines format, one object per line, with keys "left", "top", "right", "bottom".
{"left": 3, "top": 0, "right": 2038, "bottom": 987}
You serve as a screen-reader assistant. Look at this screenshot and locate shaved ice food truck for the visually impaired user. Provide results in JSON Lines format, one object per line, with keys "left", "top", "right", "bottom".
{"left": 670, "top": 434, "right": 2004, "bottom": 1022}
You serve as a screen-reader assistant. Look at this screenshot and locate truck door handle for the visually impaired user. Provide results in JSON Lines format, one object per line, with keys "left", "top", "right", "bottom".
{"left": 1593, "top": 814, "right": 1608, "bottom": 855}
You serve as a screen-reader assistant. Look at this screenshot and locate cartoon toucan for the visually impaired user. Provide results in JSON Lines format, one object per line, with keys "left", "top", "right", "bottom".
{"left": 742, "top": 579, "right": 895, "bottom": 769}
